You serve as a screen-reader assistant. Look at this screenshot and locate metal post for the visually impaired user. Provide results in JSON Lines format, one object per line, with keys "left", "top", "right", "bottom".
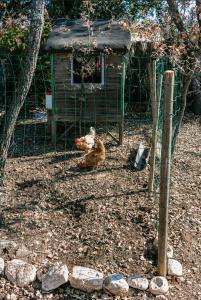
{"left": 158, "top": 70, "right": 174, "bottom": 276}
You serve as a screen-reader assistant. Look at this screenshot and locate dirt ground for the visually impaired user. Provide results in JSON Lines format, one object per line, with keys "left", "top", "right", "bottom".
{"left": 0, "top": 113, "right": 201, "bottom": 299}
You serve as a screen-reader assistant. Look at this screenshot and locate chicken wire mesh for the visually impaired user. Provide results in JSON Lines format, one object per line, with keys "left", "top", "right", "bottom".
{"left": 0, "top": 52, "right": 182, "bottom": 269}
{"left": 0, "top": 52, "right": 181, "bottom": 177}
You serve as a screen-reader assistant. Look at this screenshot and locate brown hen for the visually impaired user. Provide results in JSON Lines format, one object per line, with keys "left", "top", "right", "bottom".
{"left": 77, "top": 139, "right": 106, "bottom": 168}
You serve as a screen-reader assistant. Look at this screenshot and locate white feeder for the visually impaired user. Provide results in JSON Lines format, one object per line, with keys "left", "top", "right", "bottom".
{"left": 45, "top": 91, "right": 52, "bottom": 109}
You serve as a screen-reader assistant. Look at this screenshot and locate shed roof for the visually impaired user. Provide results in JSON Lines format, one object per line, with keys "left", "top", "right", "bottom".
{"left": 45, "top": 19, "right": 132, "bottom": 52}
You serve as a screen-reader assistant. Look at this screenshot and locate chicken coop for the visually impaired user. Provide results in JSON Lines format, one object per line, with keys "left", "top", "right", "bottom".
{"left": 45, "top": 19, "right": 132, "bottom": 144}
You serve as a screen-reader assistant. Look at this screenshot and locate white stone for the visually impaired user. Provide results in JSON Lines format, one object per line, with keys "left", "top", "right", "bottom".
{"left": 42, "top": 261, "right": 68, "bottom": 291}
{"left": 153, "top": 234, "right": 158, "bottom": 247}
{"left": 168, "top": 259, "right": 182, "bottom": 276}
{"left": 103, "top": 274, "right": 129, "bottom": 297}
{"left": 127, "top": 275, "right": 149, "bottom": 290}
{"left": 149, "top": 276, "right": 169, "bottom": 295}
{"left": 166, "top": 245, "right": 173, "bottom": 259}
{"left": 5, "top": 259, "right": 36, "bottom": 287}
{"left": 0, "top": 257, "right": 4, "bottom": 274}
{"left": 70, "top": 266, "right": 104, "bottom": 292}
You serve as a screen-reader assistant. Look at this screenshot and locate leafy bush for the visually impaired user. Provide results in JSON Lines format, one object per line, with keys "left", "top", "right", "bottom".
{"left": 0, "top": 22, "right": 28, "bottom": 52}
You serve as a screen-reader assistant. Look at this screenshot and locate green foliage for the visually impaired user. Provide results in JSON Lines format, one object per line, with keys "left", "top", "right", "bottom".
{"left": 82, "top": 0, "right": 128, "bottom": 20}
{"left": 41, "top": 18, "right": 52, "bottom": 49}
{"left": 0, "top": 18, "right": 51, "bottom": 53}
{"left": 47, "top": 0, "right": 82, "bottom": 19}
{"left": 47, "top": 0, "right": 129, "bottom": 20}
{"left": 35, "top": 54, "right": 51, "bottom": 91}
{"left": 0, "top": 0, "right": 32, "bottom": 17}
{"left": 0, "top": 25, "right": 28, "bottom": 52}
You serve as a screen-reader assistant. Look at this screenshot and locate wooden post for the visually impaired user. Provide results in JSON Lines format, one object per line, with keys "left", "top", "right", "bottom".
{"left": 47, "top": 110, "right": 52, "bottom": 134}
{"left": 148, "top": 60, "right": 158, "bottom": 192}
{"left": 158, "top": 70, "right": 174, "bottom": 276}
{"left": 119, "top": 59, "right": 126, "bottom": 146}
{"left": 50, "top": 52, "right": 56, "bottom": 145}
{"left": 51, "top": 115, "right": 57, "bottom": 145}
{"left": 119, "top": 121, "right": 124, "bottom": 145}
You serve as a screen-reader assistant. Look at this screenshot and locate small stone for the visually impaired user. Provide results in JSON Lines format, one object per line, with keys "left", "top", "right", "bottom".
{"left": 103, "top": 274, "right": 129, "bottom": 297}
{"left": 15, "top": 245, "right": 31, "bottom": 261}
{"left": 153, "top": 235, "right": 158, "bottom": 247}
{"left": 10, "top": 294, "right": 17, "bottom": 300}
{"left": 70, "top": 266, "right": 104, "bottom": 292}
{"left": 5, "top": 259, "right": 36, "bottom": 287}
{"left": 35, "top": 290, "right": 42, "bottom": 298}
{"left": 127, "top": 275, "right": 149, "bottom": 290}
{"left": 149, "top": 276, "right": 169, "bottom": 295}
{"left": 156, "top": 295, "right": 167, "bottom": 300}
{"left": 0, "top": 257, "right": 4, "bottom": 274}
{"left": 192, "top": 267, "right": 198, "bottom": 273}
{"left": 42, "top": 261, "right": 68, "bottom": 291}
{"left": 176, "top": 276, "right": 185, "bottom": 283}
{"left": 166, "top": 245, "right": 173, "bottom": 259}
{"left": 168, "top": 259, "right": 182, "bottom": 276}
{"left": 37, "top": 268, "right": 44, "bottom": 282}
{"left": 0, "top": 240, "right": 18, "bottom": 257}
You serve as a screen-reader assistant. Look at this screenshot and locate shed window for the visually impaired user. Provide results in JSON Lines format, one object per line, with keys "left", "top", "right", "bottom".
{"left": 71, "top": 55, "right": 104, "bottom": 84}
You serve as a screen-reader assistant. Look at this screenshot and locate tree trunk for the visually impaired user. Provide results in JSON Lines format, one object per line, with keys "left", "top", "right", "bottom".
{"left": 196, "top": 0, "right": 201, "bottom": 48}
{"left": 0, "top": 0, "right": 45, "bottom": 185}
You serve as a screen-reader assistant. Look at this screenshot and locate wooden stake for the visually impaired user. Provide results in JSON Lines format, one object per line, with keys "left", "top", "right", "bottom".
{"left": 51, "top": 115, "right": 57, "bottom": 145}
{"left": 148, "top": 60, "right": 157, "bottom": 192}
{"left": 119, "top": 121, "right": 124, "bottom": 145}
{"left": 47, "top": 110, "right": 52, "bottom": 134}
{"left": 158, "top": 70, "right": 174, "bottom": 276}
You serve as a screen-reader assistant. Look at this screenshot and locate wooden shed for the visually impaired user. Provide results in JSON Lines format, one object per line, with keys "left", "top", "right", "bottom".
{"left": 45, "top": 19, "right": 132, "bottom": 144}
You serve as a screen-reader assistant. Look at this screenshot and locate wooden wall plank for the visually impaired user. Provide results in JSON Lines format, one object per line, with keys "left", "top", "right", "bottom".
{"left": 53, "top": 52, "right": 124, "bottom": 122}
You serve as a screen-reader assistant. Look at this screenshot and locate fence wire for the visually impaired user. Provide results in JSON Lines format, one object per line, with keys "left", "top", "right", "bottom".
{"left": 0, "top": 51, "right": 183, "bottom": 275}
{"left": 0, "top": 53, "right": 182, "bottom": 183}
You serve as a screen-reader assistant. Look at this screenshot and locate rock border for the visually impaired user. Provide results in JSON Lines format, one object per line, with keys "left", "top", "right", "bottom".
{"left": 0, "top": 240, "right": 184, "bottom": 298}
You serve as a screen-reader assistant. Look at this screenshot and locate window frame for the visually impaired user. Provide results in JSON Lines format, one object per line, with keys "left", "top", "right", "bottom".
{"left": 70, "top": 54, "right": 105, "bottom": 86}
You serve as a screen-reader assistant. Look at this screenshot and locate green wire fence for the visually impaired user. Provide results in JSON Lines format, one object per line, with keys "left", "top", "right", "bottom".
{"left": 0, "top": 51, "right": 182, "bottom": 187}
